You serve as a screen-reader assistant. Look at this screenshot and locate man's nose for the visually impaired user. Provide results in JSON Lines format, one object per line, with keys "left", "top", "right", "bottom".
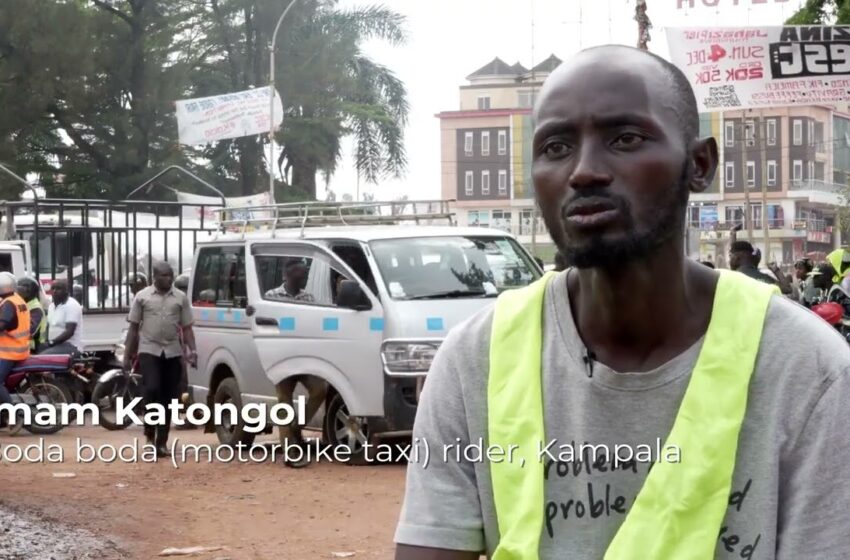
{"left": 569, "top": 143, "right": 613, "bottom": 191}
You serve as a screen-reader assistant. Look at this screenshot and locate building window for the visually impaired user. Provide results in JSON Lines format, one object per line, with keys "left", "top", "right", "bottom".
{"left": 478, "top": 96, "right": 491, "bottom": 110}
{"left": 725, "top": 162, "right": 734, "bottom": 188}
{"left": 808, "top": 120, "right": 815, "bottom": 146}
{"left": 467, "top": 210, "right": 490, "bottom": 227}
{"left": 767, "top": 119, "right": 776, "bottom": 146}
{"left": 687, "top": 206, "right": 700, "bottom": 229}
{"left": 745, "top": 120, "right": 755, "bottom": 147}
{"left": 725, "top": 122, "right": 735, "bottom": 147}
{"left": 751, "top": 204, "right": 762, "bottom": 229}
{"left": 793, "top": 160, "right": 803, "bottom": 181}
{"left": 465, "top": 171, "right": 473, "bottom": 195}
{"left": 498, "top": 170, "right": 507, "bottom": 195}
{"left": 464, "top": 132, "right": 473, "bottom": 156}
{"left": 746, "top": 161, "right": 755, "bottom": 187}
{"left": 481, "top": 131, "right": 490, "bottom": 156}
{"left": 725, "top": 206, "right": 744, "bottom": 227}
{"left": 482, "top": 170, "right": 490, "bottom": 195}
{"left": 815, "top": 122, "right": 825, "bottom": 152}
{"left": 808, "top": 161, "right": 814, "bottom": 181}
{"left": 793, "top": 120, "right": 803, "bottom": 146}
{"left": 498, "top": 130, "right": 507, "bottom": 155}
{"left": 518, "top": 90, "right": 537, "bottom": 108}
{"left": 492, "top": 210, "right": 511, "bottom": 232}
{"left": 767, "top": 160, "right": 777, "bottom": 186}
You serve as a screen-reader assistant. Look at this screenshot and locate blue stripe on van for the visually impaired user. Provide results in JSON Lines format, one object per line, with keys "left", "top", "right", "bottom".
{"left": 233, "top": 310, "right": 243, "bottom": 323}
{"left": 322, "top": 317, "right": 339, "bottom": 331}
{"left": 369, "top": 318, "right": 384, "bottom": 332}
{"left": 217, "top": 310, "right": 227, "bottom": 322}
{"left": 279, "top": 317, "right": 296, "bottom": 331}
{"left": 200, "top": 310, "right": 210, "bottom": 321}
{"left": 426, "top": 317, "right": 444, "bottom": 331}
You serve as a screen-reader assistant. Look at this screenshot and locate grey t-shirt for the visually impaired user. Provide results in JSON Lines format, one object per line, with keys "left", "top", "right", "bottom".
{"left": 395, "top": 270, "right": 850, "bottom": 558}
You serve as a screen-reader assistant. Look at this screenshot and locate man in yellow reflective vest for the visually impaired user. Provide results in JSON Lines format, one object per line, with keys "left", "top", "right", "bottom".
{"left": 0, "top": 272, "right": 31, "bottom": 426}
{"left": 17, "top": 276, "right": 46, "bottom": 351}
{"left": 395, "top": 46, "right": 850, "bottom": 559}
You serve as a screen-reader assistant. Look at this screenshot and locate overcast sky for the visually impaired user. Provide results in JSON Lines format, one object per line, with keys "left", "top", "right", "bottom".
{"left": 326, "top": 0, "right": 807, "bottom": 202}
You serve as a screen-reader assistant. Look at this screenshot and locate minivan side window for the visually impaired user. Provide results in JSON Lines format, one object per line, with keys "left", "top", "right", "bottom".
{"left": 192, "top": 247, "right": 247, "bottom": 308}
{"left": 256, "top": 253, "right": 335, "bottom": 306}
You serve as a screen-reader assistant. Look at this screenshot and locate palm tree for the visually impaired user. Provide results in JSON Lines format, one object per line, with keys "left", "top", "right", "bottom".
{"left": 275, "top": 2, "right": 409, "bottom": 200}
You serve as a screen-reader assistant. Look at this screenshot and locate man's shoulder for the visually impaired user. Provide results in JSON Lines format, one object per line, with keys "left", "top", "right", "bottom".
{"left": 760, "top": 294, "right": 850, "bottom": 381}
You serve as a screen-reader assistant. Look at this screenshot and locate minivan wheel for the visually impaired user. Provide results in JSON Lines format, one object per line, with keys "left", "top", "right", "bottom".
{"left": 213, "top": 377, "right": 256, "bottom": 447}
{"left": 323, "top": 393, "right": 371, "bottom": 466}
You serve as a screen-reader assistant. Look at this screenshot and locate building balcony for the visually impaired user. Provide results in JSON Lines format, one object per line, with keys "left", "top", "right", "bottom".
{"left": 787, "top": 180, "right": 846, "bottom": 206}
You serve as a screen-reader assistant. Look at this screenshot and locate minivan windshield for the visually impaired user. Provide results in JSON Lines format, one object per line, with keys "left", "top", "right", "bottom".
{"left": 369, "top": 236, "right": 540, "bottom": 300}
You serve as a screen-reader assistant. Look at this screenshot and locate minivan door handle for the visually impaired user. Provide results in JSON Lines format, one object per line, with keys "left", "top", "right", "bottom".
{"left": 255, "top": 316, "right": 277, "bottom": 326}
{"left": 245, "top": 305, "right": 256, "bottom": 317}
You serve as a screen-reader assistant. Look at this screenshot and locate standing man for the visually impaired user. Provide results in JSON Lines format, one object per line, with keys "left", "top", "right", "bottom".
{"left": 0, "top": 272, "right": 30, "bottom": 427}
{"left": 394, "top": 46, "right": 850, "bottom": 558}
{"left": 42, "top": 279, "right": 83, "bottom": 354}
{"left": 729, "top": 240, "right": 792, "bottom": 294}
{"left": 124, "top": 262, "right": 197, "bottom": 457}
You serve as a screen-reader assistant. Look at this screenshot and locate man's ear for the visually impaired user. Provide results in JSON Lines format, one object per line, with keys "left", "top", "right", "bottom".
{"left": 689, "top": 136, "right": 718, "bottom": 194}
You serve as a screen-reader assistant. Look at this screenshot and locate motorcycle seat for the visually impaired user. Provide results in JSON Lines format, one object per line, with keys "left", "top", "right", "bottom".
{"left": 11, "top": 354, "right": 72, "bottom": 373}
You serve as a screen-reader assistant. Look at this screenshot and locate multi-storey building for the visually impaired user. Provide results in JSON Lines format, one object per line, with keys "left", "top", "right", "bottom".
{"left": 692, "top": 107, "right": 846, "bottom": 268}
{"left": 438, "top": 55, "right": 561, "bottom": 261}
{"left": 441, "top": 56, "right": 848, "bottom": 266}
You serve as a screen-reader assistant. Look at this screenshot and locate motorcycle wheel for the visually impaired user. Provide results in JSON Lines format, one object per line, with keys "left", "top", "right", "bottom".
{"left": 23, "top": 376, "right": 69, "bottom": 435}
{"left": 91, "top": 376, "right": 132, "bottom": 431}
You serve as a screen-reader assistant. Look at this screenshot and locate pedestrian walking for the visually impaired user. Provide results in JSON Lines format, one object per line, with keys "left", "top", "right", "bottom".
{"left": 124, "top": 262, "right": 197, "bottom": 458}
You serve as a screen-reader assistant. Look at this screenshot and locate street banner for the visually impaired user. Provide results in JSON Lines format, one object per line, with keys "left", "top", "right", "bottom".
{"left": 175, "top": 86, "right": 283, "bottom": 145}
{"left": 174, "top": 190, "right": 272, "bottom": 223}
{"left": 666, "top": 26, "right": 850, "bottom": 112}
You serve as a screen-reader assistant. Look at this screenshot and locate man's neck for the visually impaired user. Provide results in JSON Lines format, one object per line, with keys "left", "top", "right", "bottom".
{"left": 567, "top": 246, "right": 717, "bottom": 372}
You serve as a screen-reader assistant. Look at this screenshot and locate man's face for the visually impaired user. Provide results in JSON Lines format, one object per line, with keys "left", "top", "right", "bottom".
{"left": 287, "top": 264, "right": 308, "bottom": 291}
{"left": 531, "top": 49, "right": 712, "bottom": 269}
{"left": 52, "top": 282, "right": 68, "bottom": 302}
{"left": 154, "top": 267, "right": 174, "bottom": 292}
{"left": 795, "top": 264, "right": 807, "bottom": 281}
{"left": 16, "top": 282, "right": 33, "bottom": 301}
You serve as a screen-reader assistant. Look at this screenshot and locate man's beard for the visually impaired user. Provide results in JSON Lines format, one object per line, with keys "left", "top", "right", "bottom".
{"left": 553, "top": 161, "right": 691, "bottom": 270}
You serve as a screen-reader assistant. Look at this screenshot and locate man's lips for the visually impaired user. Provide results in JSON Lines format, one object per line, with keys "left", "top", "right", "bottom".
{"left": 563, "top": 199, "right": 621, "bottom": 228}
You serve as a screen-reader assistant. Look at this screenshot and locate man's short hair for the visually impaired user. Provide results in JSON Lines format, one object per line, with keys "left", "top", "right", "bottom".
{"left": 730, "top": 241, "right": 756, "bottom": 255}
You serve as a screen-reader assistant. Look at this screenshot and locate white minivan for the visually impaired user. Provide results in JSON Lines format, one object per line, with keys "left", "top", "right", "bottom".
{"left": 186, "top": 203, "right": 543, "bottom": 459}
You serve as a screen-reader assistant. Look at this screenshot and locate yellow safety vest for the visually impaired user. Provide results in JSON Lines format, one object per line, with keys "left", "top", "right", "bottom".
{"left": 0, "top": 293, "right": 31, "bottom": 361}
{"left": 488, "top": 269, "right": 776, "bottom": 560}
{"left": 826, "top": 249, "right": 850, "bottom": 283}
{"left": 26, "top": 298, "right": 47, "bottom": 350}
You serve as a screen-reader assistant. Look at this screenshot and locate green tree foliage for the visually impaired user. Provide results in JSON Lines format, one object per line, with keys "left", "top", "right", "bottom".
{"left": 0, "top": 0, "right": 409, "bottom": 201}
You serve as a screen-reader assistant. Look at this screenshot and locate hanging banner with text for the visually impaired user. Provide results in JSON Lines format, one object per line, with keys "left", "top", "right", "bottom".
{"left": 175, "top": 86, "right": 283, "bottom": 145}
{"left": 174, "top": 190, "right": 272, "bottom": 223}
{"left": 666, "top": 26, "right": 850, "bottom": 112}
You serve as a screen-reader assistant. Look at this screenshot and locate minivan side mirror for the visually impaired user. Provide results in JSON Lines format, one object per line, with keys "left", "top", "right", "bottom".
{"left": 336, "top": 280, "right": 372, "bottom": 310}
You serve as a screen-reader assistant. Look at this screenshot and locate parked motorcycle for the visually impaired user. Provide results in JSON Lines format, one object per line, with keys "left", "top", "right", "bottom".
{"left": 3, "top": 355, "right": 71, "bottom": 435}
{"left": 90, "top": 338, "right": 143, "bottom": 431}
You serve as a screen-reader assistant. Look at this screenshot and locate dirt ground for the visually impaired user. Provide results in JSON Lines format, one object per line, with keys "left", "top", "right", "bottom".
{"left": 0, "top": 424, "right": 408, "bottom": 560}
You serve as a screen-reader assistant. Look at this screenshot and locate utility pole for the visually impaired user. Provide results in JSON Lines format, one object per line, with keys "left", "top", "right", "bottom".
{"left": 636, "top": 0, "right": 652, "bottom": 51}
{"left": 530, "top": 0, "right": 538, "bottom": 256}
{"left": 759, "top": 109, "right": 770, "bottom": 261}
{"left": 742, "top": 118, "right": 754, "bottom": 242}
{"left": 268, "top": 0, "right": 300, "bottom": 205}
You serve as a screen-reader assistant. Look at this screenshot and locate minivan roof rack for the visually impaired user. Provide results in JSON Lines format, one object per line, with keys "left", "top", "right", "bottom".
{"left": 217, "top": 199, "right": 456, "bottom": 237}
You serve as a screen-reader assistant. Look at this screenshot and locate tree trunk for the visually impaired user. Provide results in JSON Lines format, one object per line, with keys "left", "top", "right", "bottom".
{"left": 290, "top": 158, "right": 317, "bottom": 200}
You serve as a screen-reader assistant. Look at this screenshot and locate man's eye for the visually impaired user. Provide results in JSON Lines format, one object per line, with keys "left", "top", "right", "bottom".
{"left": 543, "top": 142, "right": 571, "bottom": 157}
{"left": 611, "top": 133, "right": 645, "bottom": 148}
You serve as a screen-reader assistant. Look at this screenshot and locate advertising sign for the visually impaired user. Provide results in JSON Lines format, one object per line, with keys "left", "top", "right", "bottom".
{"left": 175, "top": 86, "right": 283, "bottom": 145}
{"left": 175, "top": 191, "right": 272, "bottom": 223}
{"left": 666, "top": 26, "right": 850, "bottom": 111}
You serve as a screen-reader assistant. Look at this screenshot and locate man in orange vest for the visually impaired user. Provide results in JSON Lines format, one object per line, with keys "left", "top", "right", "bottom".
{"left": 394, "top": 45, "right": 850, "bottom": 559}
{"left": 0, "top": 272, "right": 31, "bottom": 427}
